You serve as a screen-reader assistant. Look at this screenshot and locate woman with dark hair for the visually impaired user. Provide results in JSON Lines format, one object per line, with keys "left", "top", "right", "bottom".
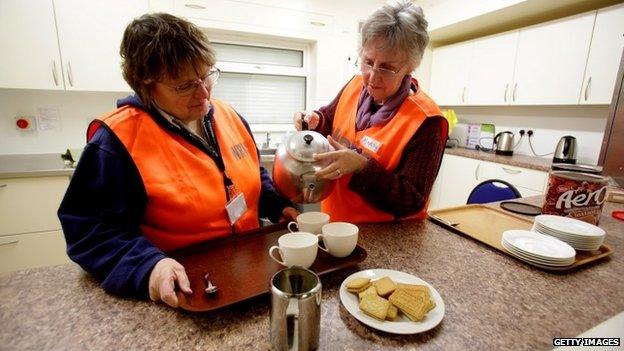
{"left": 58, "top": 13, "right": 298, "bottom": 308}
{"left": 294, "top": 0, "right": 447, "bottom": 223}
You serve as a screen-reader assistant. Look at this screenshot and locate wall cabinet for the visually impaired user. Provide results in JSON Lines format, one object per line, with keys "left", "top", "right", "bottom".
{"left": 466, "top": 31, "right": 519, "bottom": 105}
{"left": 580, "top": 4, "right": 624, "bottom": 104}
{"left": 512, "top": 12, "right": 594, "bottom": 105}
{"left": 0, "top": 176, "right": 71, "bottom": 273}
{"left": 430, "top": 4, "right": 623, "bottom": 106}
{"left": 428, "top": 154, "right": 548, "bottom": 209}
{"left": 0, "top": 0, "right": 146, "bottom": 91}
{"left": 429, "top": 42, "right": 473, "bottom": 105}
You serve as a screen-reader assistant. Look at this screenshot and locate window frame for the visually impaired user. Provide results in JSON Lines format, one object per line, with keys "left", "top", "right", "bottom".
{"left": 206, "top": 31, "right": 312, "bottom": 133}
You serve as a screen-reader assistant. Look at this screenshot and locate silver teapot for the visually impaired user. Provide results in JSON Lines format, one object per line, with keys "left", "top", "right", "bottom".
{"left": 272, "top": 127, "right": 336, "bottom": 204}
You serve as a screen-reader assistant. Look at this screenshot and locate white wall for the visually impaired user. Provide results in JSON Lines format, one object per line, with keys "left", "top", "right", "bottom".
{"left": 449, "top": 105, "right": 608, "bottom": 165}
{"left": 0, "top": 89, "right": 129, "bottom": 154}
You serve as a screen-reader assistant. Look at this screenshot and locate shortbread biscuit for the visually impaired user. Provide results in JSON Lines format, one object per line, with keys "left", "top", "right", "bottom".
{"left": 386, "top": 305, "right": 398, "bottom": 321}
{"left": 389, "top": 289, "right": 429, "bottom": 322}
{"left": 359, "top": 295, "right": 390, "bottom": 321}
{"left": 358, "top": 285, "right": 378, "bottom": 301}
{"left": 346, "top": 278, "right": 370, "bottom": 291}
{"left": 372, "top": 276, "right": 397, "bottom": 297}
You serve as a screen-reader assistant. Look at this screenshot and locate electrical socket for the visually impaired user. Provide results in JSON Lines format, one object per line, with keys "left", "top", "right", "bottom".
{"left": 519, "top": 129, "right": 526, "bottom": 136}
{"left": 527, "top": 130, "right": 534, "bottom": 137}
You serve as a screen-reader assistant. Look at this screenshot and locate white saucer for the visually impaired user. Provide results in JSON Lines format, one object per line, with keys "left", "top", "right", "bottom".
{"left": 502, "top": 230, "right": 576, "bottom": 260}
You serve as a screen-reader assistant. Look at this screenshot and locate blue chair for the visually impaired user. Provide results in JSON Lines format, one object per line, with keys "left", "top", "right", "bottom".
{"left": 466, "top": 179, "right": 521, "bottom": 204}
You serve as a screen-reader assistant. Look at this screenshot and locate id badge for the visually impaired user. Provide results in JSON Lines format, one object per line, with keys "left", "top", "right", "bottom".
{"left": 226, "top": 193, "right": 247, "bottom": 225}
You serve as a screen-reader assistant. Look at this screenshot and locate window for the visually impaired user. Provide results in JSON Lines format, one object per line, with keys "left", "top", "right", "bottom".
{"left": 210, "top": 42, "right": 308, "bottom": 127}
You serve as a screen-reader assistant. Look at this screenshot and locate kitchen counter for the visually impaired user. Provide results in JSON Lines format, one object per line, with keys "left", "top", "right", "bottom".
{"left": 1, "top": 197, "right": 623, "bottom": 350}
{"left": 0, "top": 153, "right": 74, "bottom": 179}
{"left": 445, "top": 147, "right": 553, "bottom": 172}
{"left": 259, "top": 147, "right": 554, "bottom": 173}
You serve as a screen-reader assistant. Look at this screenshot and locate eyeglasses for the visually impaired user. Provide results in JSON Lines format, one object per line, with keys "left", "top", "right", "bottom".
{"left": 161, "top": 68, "right": 220, "bottom": 97}
{"left": 355, "top": 58, "right": 402, "bottom": 78}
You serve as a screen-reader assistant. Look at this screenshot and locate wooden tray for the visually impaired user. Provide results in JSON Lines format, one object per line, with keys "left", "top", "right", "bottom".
{"left": 428, "top": 204, "right": 613, "bottom": 271}
{"left": 170, "top": 222, "right": 367, "bottom": 312}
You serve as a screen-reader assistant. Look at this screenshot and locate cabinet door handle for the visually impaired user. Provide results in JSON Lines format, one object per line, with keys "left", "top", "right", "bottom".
{"left": 462, "top": 87, "right": 466, "bottom": 103}
{"left": 0, "top": 240, "right": 19, "bottom": 247}
{"left": 0, "top": 184, "right": 7, "bottom": 188}
{"left": 51, "top": 60, "right": 59, "bottom": 87}
{"left": 184, "top": 3, "right": 206, "bottom": 9}
{"left": 502, "top": 167, "right": 521, "bottom": 174}
{"left": 584, "top": 76, "right": 592, "bottom": 101}
{"left": 475, "top": 163, "right": 481, "bottom": 180}
{"left": 504, "top": 83, "right": 509, "bottom": 102}
{"left": 67, "top": 61, "right": 74, "bottom": 87}
{"left": 512, "top": 83, "right": 518, "bottom": 102}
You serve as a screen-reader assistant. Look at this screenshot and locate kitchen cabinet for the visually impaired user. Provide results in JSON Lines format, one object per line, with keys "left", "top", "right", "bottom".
{"left": 0, "top": 176, "right": 71, "bottom": 273}
{"left": 580, "top": 4, "right": 624, "bottom": 105}
{"left": 433, "top": 154, "right": 481, "bottom": 209}
{"left": 465, "top": 31, "right": 519, "bottom": 105}
{"left": 0, "top": 0, "right": 63, "bottom": 90}
{"left": 429, "top": 154, "right": 548, "bottom": 209}
{"left": 155, "top": 0, "right": 333, "bottom": 37}
{"left": 429, "top": 42, "right": 473, "bottom": 106}
{"left": 512, "top": 12, "right": 595, "bottom": 105}
{"left": 0, "top": 0, "right": 146, "bottom": 91}
{"left": 429, "top": 7, "right": 623, "bottom": 106}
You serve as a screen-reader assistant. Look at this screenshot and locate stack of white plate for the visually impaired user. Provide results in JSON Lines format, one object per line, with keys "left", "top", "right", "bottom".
{"left": 501, "top": 230, "right": 576, "bottom": 268}
{"left": 532, "top": 215, "right": 605, "bottom": 251}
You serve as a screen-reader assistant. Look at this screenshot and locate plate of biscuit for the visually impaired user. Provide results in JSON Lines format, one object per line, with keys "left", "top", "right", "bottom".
{"left": 339, "top": 269, "right": 445, "bottom": 334}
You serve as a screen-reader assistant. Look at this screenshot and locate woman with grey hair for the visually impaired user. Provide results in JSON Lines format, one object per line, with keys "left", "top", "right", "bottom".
{"left": 294, "top": 0, "right": 447, "bottom": 223}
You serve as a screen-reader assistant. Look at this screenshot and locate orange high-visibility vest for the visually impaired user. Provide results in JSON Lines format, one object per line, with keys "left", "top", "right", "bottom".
{"left": 91, "top": 99, "right": 261, "bottom": 252}
{"left": 321, "top": 75, "right": 446, "bottom": 223}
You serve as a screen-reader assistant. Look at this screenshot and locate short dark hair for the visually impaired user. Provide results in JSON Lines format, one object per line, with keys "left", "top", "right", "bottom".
{"left": 120, "top": 13, "right": 216, "bottom": 106}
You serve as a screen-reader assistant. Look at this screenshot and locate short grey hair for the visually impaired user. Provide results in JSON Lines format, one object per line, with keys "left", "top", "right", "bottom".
{"left": 360, "top": 0, "right": 429, "bottom": 69}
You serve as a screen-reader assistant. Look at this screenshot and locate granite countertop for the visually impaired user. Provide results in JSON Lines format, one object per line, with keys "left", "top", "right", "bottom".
{"left": 0, "top": 153, "right": 74, "bottom": 179}
{"left": 1, "top": 197, "right": 623, "bottom": 350}
{"left": 445, "top": 147, "right": 553, "bottom": 172}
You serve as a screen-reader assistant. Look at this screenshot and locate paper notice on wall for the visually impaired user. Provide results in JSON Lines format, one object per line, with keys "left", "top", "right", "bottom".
{"left": 37, "top": 108, "right": 62, "bottom": 131}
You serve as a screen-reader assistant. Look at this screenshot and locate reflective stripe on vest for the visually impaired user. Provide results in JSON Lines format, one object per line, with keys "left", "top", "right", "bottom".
{"left": 321, "top": 75, "right": 445, "bottom": 223}
{"left": 94, "top": 99, "right": 261, "bottom": 252}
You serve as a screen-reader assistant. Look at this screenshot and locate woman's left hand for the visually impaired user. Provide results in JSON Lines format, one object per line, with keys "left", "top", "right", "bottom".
{"left": 314, "top": 136, "right": 368, "bottom": 179}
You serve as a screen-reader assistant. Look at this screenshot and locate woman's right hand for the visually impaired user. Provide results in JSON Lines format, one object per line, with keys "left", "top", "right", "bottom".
{"left": 294, "top": 111, "right": 320, "bottom": 131}
{"left": 148, "top": 257, "right": 193, "bottom": 308}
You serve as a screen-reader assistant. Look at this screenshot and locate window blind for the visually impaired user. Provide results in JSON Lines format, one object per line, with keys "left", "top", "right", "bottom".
{"left": 212, "top": 43, "right": 303, "bottom": 67}
{"left": 212, "top": 72, "right": 305, "bottom": 124}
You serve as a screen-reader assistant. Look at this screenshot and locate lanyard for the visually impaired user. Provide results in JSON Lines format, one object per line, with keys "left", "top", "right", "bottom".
{"left": 201, "top": 116, "right": 236, "bottom": 202}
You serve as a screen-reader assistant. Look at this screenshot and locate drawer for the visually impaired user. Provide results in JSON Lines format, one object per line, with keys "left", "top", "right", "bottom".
{"left": 478, "top": 162, "right": 548, "bottom": 192}
{"left": 0, "top": 230, "right": 70, "bottom": 273}
{"left": 0, "top": 176, "right": 70, "bottom": 236}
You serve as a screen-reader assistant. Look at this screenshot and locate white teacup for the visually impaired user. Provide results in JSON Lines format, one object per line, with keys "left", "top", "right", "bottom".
{"left": 317, "top": 222, "right": 359, "bottom": 258}
{"left": 287, "top": 211, "right": 330, "bottom": 234}
{"left": 268, "top": 232, "right": 318, "bottom": 268}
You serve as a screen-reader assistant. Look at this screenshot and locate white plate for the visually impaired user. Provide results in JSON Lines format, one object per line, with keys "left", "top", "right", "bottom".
{"left": 502, "top": 230, "right": 576, "bottom": 260}
{"left": 535, "top": 215, "right": 605, "bottom": 237}
{"left": 502, "top": 240, "right": 574, "bottom": 266}
{"left": 339, "top": 269, "right": 445, "bottom": 334}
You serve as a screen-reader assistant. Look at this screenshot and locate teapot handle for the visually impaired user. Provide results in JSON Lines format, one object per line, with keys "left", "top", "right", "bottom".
{"left": 301, "top": 114, "right": 309, "bottom": 131}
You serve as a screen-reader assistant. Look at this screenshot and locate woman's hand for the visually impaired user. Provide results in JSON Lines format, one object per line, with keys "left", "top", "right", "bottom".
{"left": 314, "top": 136, "right": 368, "bottom": 179}
{"left": 148, "top": 258, "right": 192, "bottom": 308}
{"left": 294, "top": 111, "right": 320, "bottom": 131}
{"left": 281, "top": 206, "right": 300, "bottom": 221}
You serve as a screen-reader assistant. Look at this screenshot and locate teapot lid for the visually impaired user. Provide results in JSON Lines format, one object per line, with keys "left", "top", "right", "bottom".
{"left": 285, "top": 130, "right": 330, "bottom": 162}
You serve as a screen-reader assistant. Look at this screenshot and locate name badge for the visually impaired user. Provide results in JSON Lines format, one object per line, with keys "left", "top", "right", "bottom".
{"left": 226, "top": 193, "right": 247, "bottom": 225}
{"left": 360, "top": 135, "right": 382, "bottom": 153}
